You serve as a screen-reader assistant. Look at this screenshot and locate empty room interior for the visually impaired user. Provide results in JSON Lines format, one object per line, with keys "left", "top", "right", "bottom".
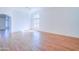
{"left": 0, "top": 7, "right": 79, "bottom": 51}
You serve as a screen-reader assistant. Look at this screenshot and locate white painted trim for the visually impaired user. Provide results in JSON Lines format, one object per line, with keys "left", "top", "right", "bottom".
{"left": 38, "top": 30, "right": 79, "bottom": 38}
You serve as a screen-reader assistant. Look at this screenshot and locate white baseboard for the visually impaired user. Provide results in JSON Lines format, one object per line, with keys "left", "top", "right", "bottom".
{"left": 39, "top": 30, "right": 79, "bottom": 38}
{"left": 12, "top": 29, "right": 79, "bottom": 38}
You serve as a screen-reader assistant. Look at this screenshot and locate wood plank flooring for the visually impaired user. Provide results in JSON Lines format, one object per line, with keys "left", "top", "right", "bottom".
{"left": 0, "top": 31, "right": 79, "bottom": 51}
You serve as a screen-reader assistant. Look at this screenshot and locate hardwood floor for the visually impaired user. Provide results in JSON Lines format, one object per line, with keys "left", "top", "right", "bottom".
{"left": 0, "top": 31, "right": 79, "bottom": 51}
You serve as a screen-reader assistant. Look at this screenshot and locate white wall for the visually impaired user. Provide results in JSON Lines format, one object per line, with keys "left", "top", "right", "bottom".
{"left": 39, "top": 7, "right": 79, "bottom": 37}
{"left": 0, "top": 7, "right": 31, "bottom": 32}
{"left": 0, "top": 7, "right": 79, "bottom": 37}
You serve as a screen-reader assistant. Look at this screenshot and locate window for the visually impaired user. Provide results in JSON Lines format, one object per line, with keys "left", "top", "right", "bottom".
{"left": 30, "top": 8, "right": 40, "bottom": 30}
